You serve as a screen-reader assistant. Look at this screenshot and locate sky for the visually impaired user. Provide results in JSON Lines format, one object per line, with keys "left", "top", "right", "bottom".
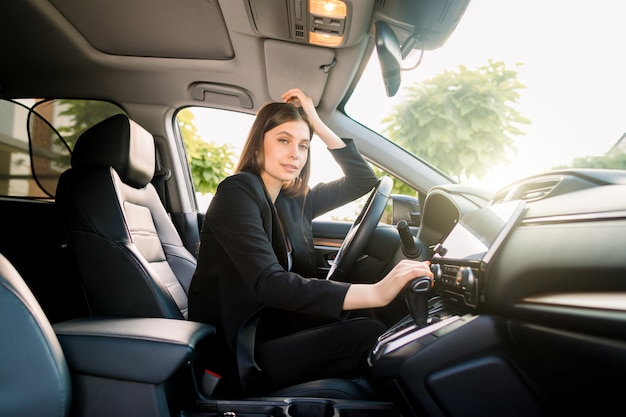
{"left": 193, "top": 0, "right": 626, "bottom": 196}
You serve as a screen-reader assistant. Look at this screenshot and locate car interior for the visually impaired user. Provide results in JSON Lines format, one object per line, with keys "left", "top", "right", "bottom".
{"left": 2, "top": 1, "right": 626, "bottom": 417}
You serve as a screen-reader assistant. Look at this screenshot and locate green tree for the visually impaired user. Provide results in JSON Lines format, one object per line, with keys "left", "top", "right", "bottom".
{"left": 556, "top": 148, "right": 626, "bottom": 170}
{"left": 35, "top": 99, "right": 126, "bottom": 189}
{"left": 372, "top": 166, "right": 415, "bottom": 196}
{"left": 55, "top": 99, "right": 125, "bottom": 148}
{"left": 382, "top": 60, "right": 529, "bottom": 181}
{"left": 177, "top": 108, "right": 235, "bottom": 195}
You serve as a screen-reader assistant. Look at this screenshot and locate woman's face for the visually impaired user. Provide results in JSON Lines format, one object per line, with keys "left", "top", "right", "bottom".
{"left": 259, "top": 120, "right": 310, "bottom": 197}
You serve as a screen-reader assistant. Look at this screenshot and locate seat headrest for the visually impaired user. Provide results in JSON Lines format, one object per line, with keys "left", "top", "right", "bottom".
{"left": 71, "top": 114, "right": 156, "bottom": 188}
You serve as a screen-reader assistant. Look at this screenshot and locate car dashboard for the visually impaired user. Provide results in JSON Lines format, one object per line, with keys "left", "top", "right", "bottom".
{"left": 421, "top": 169, "right": 626, "bottom": 326}
{"left": 365, "top": 169, "right": 626, "bottom": 416}
{"left": 430, "top": 198, "right": 525, "bottom": 312}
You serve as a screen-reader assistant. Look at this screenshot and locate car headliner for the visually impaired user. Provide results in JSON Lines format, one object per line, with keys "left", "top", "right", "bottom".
{"left": 1, "top": 0, "right": 378, "bottom": 123}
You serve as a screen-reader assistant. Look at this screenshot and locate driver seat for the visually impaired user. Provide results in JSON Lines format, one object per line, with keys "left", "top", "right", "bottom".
{"left": 55, "top": 114, "right": 379, "bottom": 401}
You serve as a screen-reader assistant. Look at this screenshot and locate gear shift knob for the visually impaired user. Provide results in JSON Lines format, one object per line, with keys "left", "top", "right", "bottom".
{"left": 404, "top": 277, "right": 431, "bottom": 327}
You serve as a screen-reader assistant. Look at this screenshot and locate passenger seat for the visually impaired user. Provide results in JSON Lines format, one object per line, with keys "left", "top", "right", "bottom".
{"left": 55, "top": 114, "right": 195, "bottom": 319}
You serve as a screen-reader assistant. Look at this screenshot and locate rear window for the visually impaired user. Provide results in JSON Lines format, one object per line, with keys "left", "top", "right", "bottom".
{"left": 0, "top": 99, "right": 125, "bottom": 199}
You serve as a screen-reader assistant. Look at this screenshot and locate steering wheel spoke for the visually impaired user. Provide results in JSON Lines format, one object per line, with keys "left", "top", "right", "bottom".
{"left": 326, "top": 176, "right": 393, "bottom": 281}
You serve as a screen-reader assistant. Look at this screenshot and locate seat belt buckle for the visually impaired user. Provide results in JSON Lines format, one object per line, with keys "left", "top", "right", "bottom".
{"left": 200, "top": 369, "right": 221, "bottom": 398}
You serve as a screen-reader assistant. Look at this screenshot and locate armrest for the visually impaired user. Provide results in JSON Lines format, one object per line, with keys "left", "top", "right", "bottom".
{"left": 53, "top": 317, "right": 215, "bottom": 384}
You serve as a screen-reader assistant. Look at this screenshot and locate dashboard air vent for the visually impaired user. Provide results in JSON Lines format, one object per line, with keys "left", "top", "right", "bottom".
{"left": 517, "top": 179, "right": 561, "bottom": 201}
{"left": 495, "top": 177, "right": 562, "bottom": 203}
{"left": 295, "top": 24, "right": 304, "bottom": 39}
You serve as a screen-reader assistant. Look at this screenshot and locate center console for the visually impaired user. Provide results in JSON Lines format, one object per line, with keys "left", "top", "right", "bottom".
{"left": 53, "top": 317, "right": 216, "bottom": 417}
{"left": 366, "top": 200, "right": 540, "bottom": 417}
{"left": 430, "top": 199, "right": 526, "bottom": 312}
{"left": 369, "top": 200, "right": 526, "bottom": 370}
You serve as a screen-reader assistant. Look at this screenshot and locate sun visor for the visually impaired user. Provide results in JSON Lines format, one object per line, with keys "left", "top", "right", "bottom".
{"left": 49, "top": 0, "right": 234, "bottom": 59}
{"left": 264, "top": 40, "right": 335, "bottom": 106}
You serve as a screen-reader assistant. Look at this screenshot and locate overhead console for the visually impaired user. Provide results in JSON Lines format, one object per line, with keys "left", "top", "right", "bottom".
{"left": 246, "top": 0, "right": 374, "bottom": 47}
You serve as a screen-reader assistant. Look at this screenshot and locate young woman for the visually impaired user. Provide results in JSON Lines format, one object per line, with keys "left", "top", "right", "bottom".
{"left": 189, "top": 88, "right": 432, "bottom": 395}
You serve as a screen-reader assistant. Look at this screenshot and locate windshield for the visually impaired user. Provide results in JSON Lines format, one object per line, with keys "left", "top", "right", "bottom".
{"left": 346, "top": 0, "right": 626, "bottom": 191}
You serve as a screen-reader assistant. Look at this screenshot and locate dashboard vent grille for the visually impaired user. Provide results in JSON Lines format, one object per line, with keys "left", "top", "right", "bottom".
{"left": 517, "top": 179, "right": 560, "bottom": 201}
{"left": 295, "top": 24, "right": 304, "bottom": 39}
{"left": 496, "top": 177, "right": 562, "bottom": 203}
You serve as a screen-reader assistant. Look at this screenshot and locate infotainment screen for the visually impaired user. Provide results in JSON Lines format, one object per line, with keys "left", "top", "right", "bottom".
{"left": 433, "top": 200, "right": 526, "bottom": 263}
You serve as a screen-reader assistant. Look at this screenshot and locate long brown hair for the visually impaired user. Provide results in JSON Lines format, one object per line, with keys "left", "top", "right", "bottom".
{"left": 236, "top": 102, "right": 313, "bottom": 197}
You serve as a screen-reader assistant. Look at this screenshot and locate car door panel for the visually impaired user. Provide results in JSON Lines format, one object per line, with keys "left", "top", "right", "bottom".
{"left": 312, "top": 219, "right": 352, "bottom": 278}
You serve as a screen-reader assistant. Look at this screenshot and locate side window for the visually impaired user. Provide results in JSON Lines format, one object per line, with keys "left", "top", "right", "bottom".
{"left": 0, "top": 99, "right": 125, "bottom": 199}
{"left": 177, "top": 107, "right": 253, "bottom": 212}
{"left": 179, "top": 106, "right": 417, "bottom": 223}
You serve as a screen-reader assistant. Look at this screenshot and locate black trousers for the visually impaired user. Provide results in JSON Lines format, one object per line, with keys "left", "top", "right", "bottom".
{"left": 254, "top": 310, "right": 387, "bottom": 391}
{"left": 189, "top": 289, "right": 388, "bottom": 395}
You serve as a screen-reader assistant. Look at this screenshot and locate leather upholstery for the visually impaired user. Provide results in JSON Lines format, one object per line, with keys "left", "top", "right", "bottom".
{"left": 71, "top": 114, "right": 155, "bottom": 188}
{"left": 54, "top": 317, "right": 215, "bottom": 384}
{"left": 268, "top": 377, "right": 376, "bottom": 400}
{"left": 0, "top": 253, "right": 71, "bottom": 417}
{"left": 56, "top": 114, "right": 196, "bottom": 319}
{"left": 0, "top": 253, "right": 218, "bottom": 417}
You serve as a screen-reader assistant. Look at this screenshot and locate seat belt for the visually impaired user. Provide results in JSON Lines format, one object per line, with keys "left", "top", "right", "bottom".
{"left": 152, "top": 145, "right": 172, "bottom": 211}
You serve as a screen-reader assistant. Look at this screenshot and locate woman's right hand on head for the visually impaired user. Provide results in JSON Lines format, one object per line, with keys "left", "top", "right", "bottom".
{"left": 281, "top": 88, "right": 346, "bottom": 149}
{"left": 281, "top": 88, "right": 319, "bottom": 121}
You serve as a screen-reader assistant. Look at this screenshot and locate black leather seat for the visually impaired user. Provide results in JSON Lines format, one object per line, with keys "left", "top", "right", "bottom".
{"left": 0, "top": 253, "right": 71, "bottom": 417}
{"left": 56, "top": 114, "right": 195, "bottom": 319}
{"left": 0, "top": 251, "right": 379, "bottom": 417}
{"left": 0, "top": 252, "right": 220, "bottom": 417}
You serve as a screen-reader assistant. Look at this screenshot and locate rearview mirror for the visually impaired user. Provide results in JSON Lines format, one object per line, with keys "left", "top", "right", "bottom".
{"left": 375, "top": 20, "right": 402, "bottom": 97}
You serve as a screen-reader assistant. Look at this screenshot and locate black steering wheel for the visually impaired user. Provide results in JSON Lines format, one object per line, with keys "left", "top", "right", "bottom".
{"left": 326, "top": 176, "right": 393, "bottom": 281}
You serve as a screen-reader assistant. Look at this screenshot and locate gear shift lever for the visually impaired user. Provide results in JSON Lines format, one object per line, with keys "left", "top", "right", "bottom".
{"left": 404, "top": 277, "right": 432, "bottom": 327}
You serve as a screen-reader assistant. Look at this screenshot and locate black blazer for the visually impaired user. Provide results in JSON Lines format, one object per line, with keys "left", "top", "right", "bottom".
{"left": 189, "top": 139, "right": 378, "bottom": 356}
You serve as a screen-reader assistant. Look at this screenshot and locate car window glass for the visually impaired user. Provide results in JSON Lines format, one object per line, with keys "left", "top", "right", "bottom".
{"left": 180, "top": 106, "right": 405, "bottom": 222}
{"left": 0, "top": 99, "right": 126, "bottom": 199}
{"left": 345, "top": 0, "right": 626, "bottom": 191}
